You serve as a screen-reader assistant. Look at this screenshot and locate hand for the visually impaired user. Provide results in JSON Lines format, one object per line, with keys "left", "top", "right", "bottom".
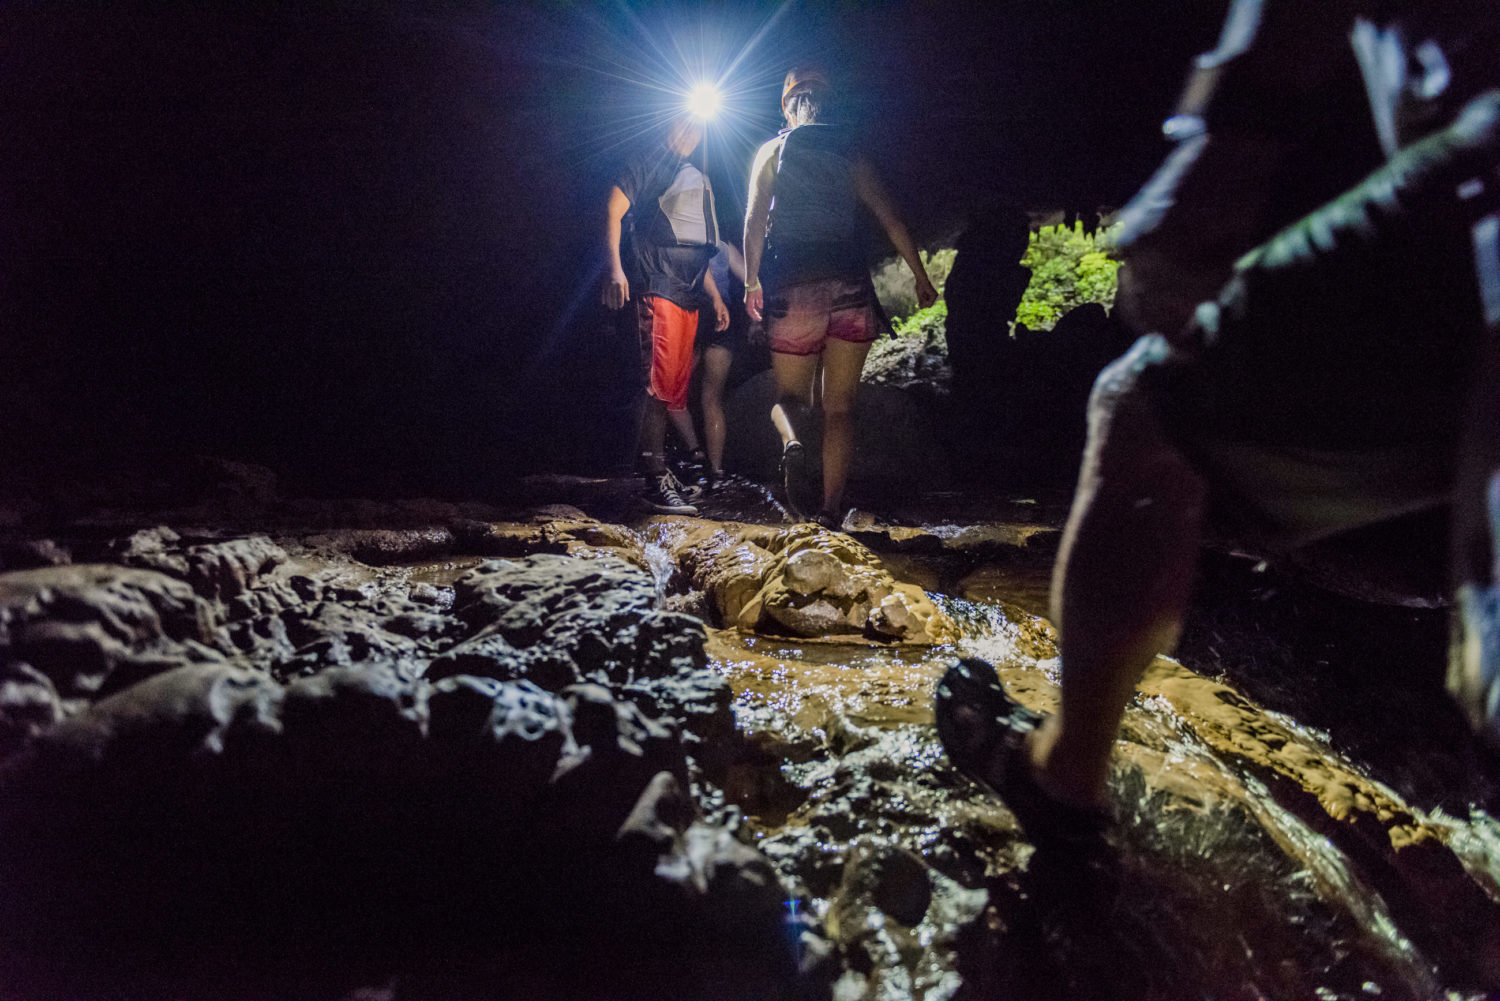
{"left": 712, "top": 296, "right": 730, "bottom": 332}
{"left": 603, "top": 267, "right": 630, "bottom": 310}
{"left": 915, "top": 276, "right": 938, "bottom": 310}
{"left": 745, "top": 285, "right": 764, "bottom": 323}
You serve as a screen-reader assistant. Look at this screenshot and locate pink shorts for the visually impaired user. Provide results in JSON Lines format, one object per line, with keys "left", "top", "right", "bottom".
{"left": 765, "top": 277, "right": 877, "bottom": 356}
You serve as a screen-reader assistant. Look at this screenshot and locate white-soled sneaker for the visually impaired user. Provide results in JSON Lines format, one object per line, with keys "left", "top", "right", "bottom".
{"left": 665, "top": 467, "right": 704, "bottom": 502}
{"left": 643, "top": 472, "right": 699, "bottom": 514}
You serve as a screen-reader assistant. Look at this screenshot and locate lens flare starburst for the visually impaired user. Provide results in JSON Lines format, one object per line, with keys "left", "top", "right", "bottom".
{"left": 686, "top": 81, "right": 722, "bottom": 120}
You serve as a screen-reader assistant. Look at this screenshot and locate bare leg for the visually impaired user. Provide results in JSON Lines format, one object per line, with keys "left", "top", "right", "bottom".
{"left": 700, "top": 344, "right": 733, "bottom": 473}
{"left": 1030, "top": 340, "right": 1208, "bottom": 809}
{"left": 770, "top": 351, "right": 818, "bottom": 448}
{"left": 818, "top": 338, "right": 873, "bottom": 514}
{"left": 667, "top": 407, "right": 701, "bottom": 454}
{"left": 1450, "top": 329, "right": 1500, "bottom": 746}
{"left": 639, "top": 397, "right": 670, "bottom": 474}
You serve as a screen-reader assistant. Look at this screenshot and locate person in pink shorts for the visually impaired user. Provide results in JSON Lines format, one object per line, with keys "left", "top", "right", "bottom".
{"left": 743, "top": 66, "right": 937, "bottom": 526}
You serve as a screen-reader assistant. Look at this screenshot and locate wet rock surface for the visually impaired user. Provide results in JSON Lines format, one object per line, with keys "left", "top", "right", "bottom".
{"left": 668, "top": 520, "right": 956, "bottom": 643}
{"left": 0, "top": 468, "right": 1497, "bottom": 1000}
{"left": 0, "top": 497, "right": 803, "bottom": 1000}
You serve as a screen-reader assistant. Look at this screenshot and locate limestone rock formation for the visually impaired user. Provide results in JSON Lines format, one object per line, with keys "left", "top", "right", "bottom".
{"left": 0, "top": 563, "right": 222, "bottom": 710}
{"left": 0, "top": 529, "right": 794, "bottom": 1001}
{"left": 454, "top": 514, "right": 651, "bottom": 570}
{"left": 114, "top": 527, "right": 290, "bottom": 599}
{"left": 679, "top": 523, "right": 956, "bottom": 643}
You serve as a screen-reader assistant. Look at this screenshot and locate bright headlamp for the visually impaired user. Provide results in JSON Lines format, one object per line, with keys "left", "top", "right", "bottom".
{"left": 685, "top": 82, "right": 722, "bottom": 121}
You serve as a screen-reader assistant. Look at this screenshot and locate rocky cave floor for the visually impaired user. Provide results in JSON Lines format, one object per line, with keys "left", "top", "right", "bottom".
{"left": 1, "top": 459, "right": 1499, "bottom": 1001}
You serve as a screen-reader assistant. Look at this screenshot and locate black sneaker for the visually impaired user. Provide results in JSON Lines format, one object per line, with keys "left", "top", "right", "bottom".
{"left": 935, "top": 658, "right": 1110, "bottom": 852}
{"left": 672, "top": 465, "right": 708, "bottom": 497}
{"left": 665, "top": 466, "right": 704, "bottom": 502}
{"left": 643, "top": 471, "right": 699, "bottom": 514}
{"left": 780, "top": 440, "right": 809, "bottom": 517}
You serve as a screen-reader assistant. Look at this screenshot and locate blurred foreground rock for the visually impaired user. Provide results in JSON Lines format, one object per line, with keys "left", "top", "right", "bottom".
{"left": 0, "top": 524, "right": 820, "bottom": 1001}
{"left": 2, "top": 470, "right": 1499, "bottom": 1000}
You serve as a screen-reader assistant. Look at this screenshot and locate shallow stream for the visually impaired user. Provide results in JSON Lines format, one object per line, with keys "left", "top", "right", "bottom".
{"left": 691, "top": 535, "right": 1500, "bottom": 1000}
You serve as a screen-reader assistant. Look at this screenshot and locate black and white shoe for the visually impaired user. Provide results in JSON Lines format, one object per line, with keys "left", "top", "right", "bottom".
{"left": 780, "top": 440, "right": 809, "bottom": 517}
{"left": 643, "top": 471, "right": 699, "bottom": 514}
{"left": 665, "top": 466, "right": 704, "bottom": 502}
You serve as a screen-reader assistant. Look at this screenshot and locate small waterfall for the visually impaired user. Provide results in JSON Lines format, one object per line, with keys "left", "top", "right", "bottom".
{"left": 1131, "top": 694, "right": 1444, "bottom": 999}
{"left": 636, "top": 522, "right": 688, "bottom": 603}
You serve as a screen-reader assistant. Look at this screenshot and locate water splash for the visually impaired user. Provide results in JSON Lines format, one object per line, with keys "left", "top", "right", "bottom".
{"left": 719, "top": 577, "right": 1500, "bottom": 998}
{"left": 1122, "top": 690, "right": 1443, "bottom": 999}
{"left": 633, "top": 523, "right": 684, "bottom": 602}
{"left": 1426, "top": 804, "right": 1500, "bottom": 901}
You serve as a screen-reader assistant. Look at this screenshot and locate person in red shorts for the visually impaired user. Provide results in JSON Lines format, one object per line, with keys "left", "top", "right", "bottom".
{"left": 605, "top": 114, "right": 730, "bottom": 514}
{"left": 744, "top": 66, "right": 937, "bottom": 526}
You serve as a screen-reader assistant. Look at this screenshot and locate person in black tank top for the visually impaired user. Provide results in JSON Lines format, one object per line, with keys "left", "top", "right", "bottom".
{"left": 742, "top": 66, "right": 937, "bottom": 524}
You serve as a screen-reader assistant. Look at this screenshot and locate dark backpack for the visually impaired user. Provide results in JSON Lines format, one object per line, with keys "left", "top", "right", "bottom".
{"left": 765, "top": 124, "right": 864, "bottom": 286}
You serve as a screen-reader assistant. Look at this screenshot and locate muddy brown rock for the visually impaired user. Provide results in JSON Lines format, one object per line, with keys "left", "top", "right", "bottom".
{"left": 738, "top": 526, "right": 956, "bottom": 643}
{"left": 674, "top": 522, "right": 956, "bottom": 642}
{"left": 673, "top": 522, "right": 781, "bottom": 624}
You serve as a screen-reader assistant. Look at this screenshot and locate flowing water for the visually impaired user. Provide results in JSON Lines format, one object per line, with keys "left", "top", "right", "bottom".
{"left": 393, "top": 478, "right": 1500, "bottom": 998}
{"left": 699, "top": 553, "right": 1500, "bottom": 1000}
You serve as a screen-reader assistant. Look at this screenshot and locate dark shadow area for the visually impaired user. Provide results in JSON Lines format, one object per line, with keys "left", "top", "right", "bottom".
{"left": 0, "top": 1, "right": 1225, "bottom": 498}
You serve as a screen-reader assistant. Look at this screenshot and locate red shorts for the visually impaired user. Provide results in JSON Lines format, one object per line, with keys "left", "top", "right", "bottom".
{"left": 765, "top": 277, "right": 878, "bottom": 356}
{"left": 636, "top": 295, "right": 699, "bottom": 411}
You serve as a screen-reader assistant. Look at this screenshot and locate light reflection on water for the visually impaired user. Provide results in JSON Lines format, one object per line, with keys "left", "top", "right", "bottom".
{"left": 709, "top": 561, "right": 1500, "bottom": 1000}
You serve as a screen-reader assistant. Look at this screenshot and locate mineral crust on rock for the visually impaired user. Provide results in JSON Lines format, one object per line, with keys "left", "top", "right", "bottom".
{"left": 677, "top": 522, "right": 956, "bottom": 643}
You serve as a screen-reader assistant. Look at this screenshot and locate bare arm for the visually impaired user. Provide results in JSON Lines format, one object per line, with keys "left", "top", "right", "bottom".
{"left": 603, "top": 185, "right": 631, "bottom": 309}
{"left": 742, "top": 141, "right": 779, "bottom": 322}
{"left": 852, "top": 157, "right": 937, "bottom": 307}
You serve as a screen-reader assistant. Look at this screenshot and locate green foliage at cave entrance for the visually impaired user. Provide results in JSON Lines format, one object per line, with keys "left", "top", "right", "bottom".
{"left": 873, "top": 248, "right": 956, "bottom": 322}
{"left": 864, "top": 221, "right": 1121, "bottom": 384}
{"left": 1015, "top": 222, "right": 1120, "bottom": 331}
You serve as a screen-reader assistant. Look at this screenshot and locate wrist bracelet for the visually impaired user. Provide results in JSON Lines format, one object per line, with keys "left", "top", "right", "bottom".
{"left": 745, "top": 281, "right": 761, "bottom": 293}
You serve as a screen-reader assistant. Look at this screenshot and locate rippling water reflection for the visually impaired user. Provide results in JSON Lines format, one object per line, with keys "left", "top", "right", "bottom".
{"left": 709, "top": 560, "right": 1500, "bottom": 1000}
